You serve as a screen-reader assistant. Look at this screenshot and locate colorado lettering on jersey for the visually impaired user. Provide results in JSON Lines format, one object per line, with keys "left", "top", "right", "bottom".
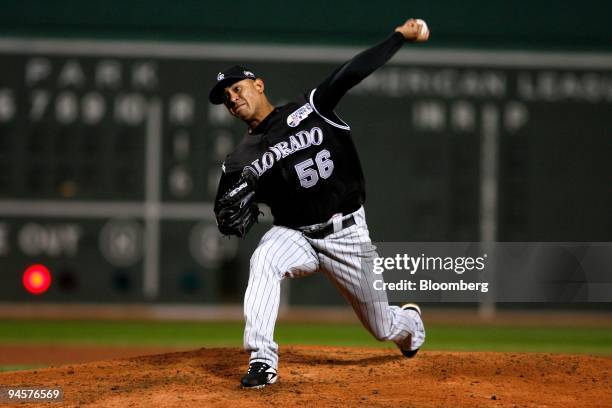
{"left": 245, "top": 127, "right": 324, "bottom": 177}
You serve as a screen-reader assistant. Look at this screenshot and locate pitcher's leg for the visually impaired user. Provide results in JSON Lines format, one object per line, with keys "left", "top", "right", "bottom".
{"left": 243, "top": 226, "right": 318, "bottom": 369}
{"left": 313, "top": 209, "right": 425, "bottom": 350}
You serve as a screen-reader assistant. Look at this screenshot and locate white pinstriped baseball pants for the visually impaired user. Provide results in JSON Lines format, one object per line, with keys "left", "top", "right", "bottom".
{"left": 243, "top": 207, "right": 425, "bottom": 369}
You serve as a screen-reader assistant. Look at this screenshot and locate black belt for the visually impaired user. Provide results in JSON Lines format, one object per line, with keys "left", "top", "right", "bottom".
{"left": 302, "top": 215, "right": 356, "bottom": 239}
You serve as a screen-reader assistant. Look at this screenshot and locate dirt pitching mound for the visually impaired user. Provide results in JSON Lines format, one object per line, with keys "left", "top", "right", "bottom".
{"left": 1, "top": 346, "right": 610, "bottom": 407}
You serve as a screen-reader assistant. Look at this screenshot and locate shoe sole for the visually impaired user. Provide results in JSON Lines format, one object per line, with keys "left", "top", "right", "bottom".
{"left": 400, "top": 303, "right": 422, "bottom": 358}
{"left": 401, "top": 302, "right": 421, "bottom": 315}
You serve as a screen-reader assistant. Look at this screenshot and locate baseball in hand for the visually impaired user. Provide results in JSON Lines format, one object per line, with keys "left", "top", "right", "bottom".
{"left": 415, "top": 19, "right": 430, "bottom": 42}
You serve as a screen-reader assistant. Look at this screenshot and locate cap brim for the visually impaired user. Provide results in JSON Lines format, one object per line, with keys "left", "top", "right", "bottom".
{"left": 208, "top": 77, "right": 244, "bottom": 104}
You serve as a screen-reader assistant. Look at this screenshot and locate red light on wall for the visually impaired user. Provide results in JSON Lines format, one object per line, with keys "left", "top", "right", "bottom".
{"left": 22, "top": 264, "right": 52, "bottom": 295}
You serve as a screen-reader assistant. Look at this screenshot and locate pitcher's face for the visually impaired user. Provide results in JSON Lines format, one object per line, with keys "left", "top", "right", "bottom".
{"left": 223, "top": 78, "right": 266, "bottom": 122}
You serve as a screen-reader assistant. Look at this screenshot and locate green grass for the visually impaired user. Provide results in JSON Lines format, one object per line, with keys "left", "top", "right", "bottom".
{"left": 1, "top": 320, "right": 611, "bottom": 355}
{"left": 0, "top": 364, "right": 45, "bottom": 372}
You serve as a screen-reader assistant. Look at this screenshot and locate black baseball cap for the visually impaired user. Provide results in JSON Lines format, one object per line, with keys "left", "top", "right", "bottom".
{"left": 208, "top": 65, "right": 257, "bottom": 104}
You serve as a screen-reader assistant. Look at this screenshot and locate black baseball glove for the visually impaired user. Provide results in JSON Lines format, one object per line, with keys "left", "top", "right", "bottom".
{"left": 215, "top": 170, "right": 261, "bottom": 238}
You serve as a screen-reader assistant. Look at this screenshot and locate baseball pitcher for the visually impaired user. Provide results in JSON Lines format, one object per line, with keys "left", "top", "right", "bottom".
{"left": 210, "top": 18, "right": 429, "bottom": 389}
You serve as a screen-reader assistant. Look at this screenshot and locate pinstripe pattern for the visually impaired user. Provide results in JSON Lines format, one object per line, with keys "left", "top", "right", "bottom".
{"left": 243, "top": 207, "right": 425, "bottom": 368}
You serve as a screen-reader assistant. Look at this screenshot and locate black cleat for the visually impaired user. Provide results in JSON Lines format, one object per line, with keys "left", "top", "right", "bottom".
{"left": 240, "top": 361, "right": 278, "bottom": 389}
{"left": 400, "top": 303, "right": 422, "bottom": 358}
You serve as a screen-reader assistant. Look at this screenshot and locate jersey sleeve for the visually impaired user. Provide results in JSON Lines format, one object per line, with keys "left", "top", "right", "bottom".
{"left": 311, "top": 31, "right": 405, "bottom": 114}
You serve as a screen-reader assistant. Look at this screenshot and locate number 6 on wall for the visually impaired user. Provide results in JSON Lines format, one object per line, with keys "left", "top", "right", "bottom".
{"left": 294, "top": 149, "right": 334, "bottom": 188}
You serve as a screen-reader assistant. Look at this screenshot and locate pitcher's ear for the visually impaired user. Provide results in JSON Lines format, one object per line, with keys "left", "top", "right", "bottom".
{"left": 254, "top": 78, "right": 265, "bottom": 93}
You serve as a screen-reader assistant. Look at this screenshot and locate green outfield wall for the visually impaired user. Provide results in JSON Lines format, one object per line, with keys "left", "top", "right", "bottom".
{"left": 0, "top": 1, "right": 610, "bottom": 305}
{"left": 2, "top": 0, "right": 611, "bottom": 50}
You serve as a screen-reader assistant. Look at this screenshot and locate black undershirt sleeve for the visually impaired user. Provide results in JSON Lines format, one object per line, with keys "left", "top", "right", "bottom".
{"left": 312, "top": 31, "right": 405, "bottom": 113}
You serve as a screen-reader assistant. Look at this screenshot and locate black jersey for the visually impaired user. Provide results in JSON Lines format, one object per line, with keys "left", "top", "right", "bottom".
{"left": 215, "top": 32, "right": 405, "bottom": 228}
